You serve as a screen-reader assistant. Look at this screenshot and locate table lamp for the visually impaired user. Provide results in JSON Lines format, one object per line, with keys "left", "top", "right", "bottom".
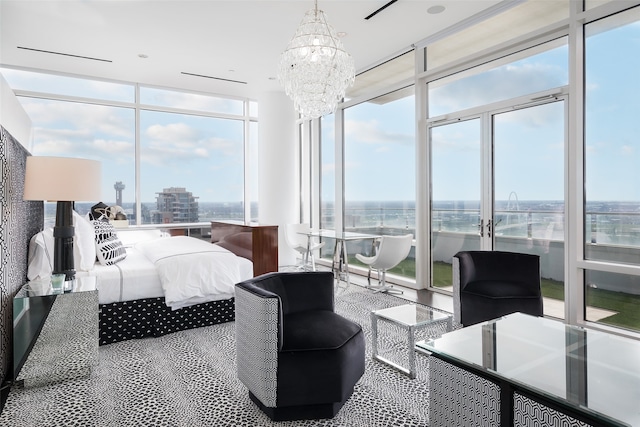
{"left": 23, "top": 156, "right": 102, "bottom": 290}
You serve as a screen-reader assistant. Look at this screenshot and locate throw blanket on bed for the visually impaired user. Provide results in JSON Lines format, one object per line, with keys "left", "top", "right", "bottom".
{"left": 135, "top": 236, "right": 243, "bottom": 310}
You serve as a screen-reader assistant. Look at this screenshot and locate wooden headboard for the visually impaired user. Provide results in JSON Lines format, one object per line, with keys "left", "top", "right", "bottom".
{"left": 0, "top": 126, "right": 43, "bottom": 389}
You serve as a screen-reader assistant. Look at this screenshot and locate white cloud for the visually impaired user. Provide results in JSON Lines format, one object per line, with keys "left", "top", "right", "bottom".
{"left": 146, "top": 123, "right": 198, "bottom": 142}
{"left": 143, "top": 89, "right": 237, "bottom": 113}
{"left": 621, "top": 145, "right": 635, "bottom": 155}
{"left": 93, "top": 139, "right": 134, "bottom": 155}
{"left": 432, "top": 60, "right": 566, "bottom": 114}
{"left": 194, "top": 147, "right": 209, "bottom": 158}
{"left": 344, "top": 119, "right": 413, "bottom": 147}
{"left": 201, "top": 136, "right": 237, "bottom": 155}
{"left": 32, "top": 139, "right": 75, "bottom": 155}
{"left": 22, "top": 99, "right": 133, "bottom": 139}
{"left": 322, "top": 162, "right": 335, "bottom": 174}
{"left": 343, "top": 160, "right": 361, "bottom": 172}
{"left": 430, "top": 129, "right": 480, "bottom": 152}
{"left": 142, "top": 123, "right": 239, "bottom": 167}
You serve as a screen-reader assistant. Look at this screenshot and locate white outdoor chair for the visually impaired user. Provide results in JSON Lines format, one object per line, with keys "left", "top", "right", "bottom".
{"left": 355, "top": 234, "right": 413, "bottom": 294}
{"left": 285, "top": 223, "right": 326, "bottom": 271}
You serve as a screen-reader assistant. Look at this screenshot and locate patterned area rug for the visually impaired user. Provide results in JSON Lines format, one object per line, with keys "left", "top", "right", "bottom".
{"left": 0, "top": 286, "right": 451, "bottom": 427}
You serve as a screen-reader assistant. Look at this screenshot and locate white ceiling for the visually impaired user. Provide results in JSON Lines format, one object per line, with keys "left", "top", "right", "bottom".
{"left": 0, "top": 0, "right": 504, "bottom": 100}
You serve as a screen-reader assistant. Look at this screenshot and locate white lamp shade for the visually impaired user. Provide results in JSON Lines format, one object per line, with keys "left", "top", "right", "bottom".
{"left": 23, "top": 156, "right": 102, "bottom": 201}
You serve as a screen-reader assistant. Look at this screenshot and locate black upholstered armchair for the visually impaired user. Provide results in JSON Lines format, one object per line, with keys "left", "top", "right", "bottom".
{"left": 235, "top": 271, "right": 365, "bottom": 421}
{"left": 453, "top": 251, "right": 543, "bottom": 326}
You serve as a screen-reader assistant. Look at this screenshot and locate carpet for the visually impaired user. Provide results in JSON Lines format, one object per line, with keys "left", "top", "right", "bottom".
{"left": 0, "top": 286, "right": 451, "bottom": 427}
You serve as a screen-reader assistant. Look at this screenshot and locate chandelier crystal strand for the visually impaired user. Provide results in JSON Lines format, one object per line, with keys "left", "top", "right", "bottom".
{"left": 278, "top": 1, "right": 355, "bottom": 119}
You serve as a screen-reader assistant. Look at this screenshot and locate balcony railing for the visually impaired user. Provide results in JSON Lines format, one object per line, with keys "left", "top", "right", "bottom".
{"left": 319, "top": 205, "right": 640, "bottom": 333}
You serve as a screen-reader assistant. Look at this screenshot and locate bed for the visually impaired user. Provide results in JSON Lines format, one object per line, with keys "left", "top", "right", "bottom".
{"left": 27, "top": 218, "right": 254, "bottom": 345}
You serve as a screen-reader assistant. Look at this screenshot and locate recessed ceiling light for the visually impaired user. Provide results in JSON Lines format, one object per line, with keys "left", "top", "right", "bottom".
{"left": 427, "top": 5, "right": 445, "bottom": 14}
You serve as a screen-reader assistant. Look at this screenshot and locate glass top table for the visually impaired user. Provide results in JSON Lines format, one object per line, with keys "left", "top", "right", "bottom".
{"left": 302, "top": 229, "right": 380, "bottom": 291}
{"left": 372, "top": 304, "right": 452, "bottom": 379}
{"left": 416, "top": 312, "right": 640, "bottom": 426}
{"left": 307, "top": 229, "right": 381, "bottom": 241}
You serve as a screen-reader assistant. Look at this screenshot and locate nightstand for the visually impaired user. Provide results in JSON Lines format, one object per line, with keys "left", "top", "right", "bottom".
{"left": 13, "top": 276, "right": 98, "bottom": 388}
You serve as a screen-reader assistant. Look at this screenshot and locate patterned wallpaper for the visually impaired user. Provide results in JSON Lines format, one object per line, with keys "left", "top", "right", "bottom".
{"left": 0, "top": 126, "right": 43, "bottom": 383}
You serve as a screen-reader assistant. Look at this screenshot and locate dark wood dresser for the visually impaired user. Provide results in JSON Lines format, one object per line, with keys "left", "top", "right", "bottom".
{"left": 210, "top": 221, "right": 278, "bottom": 276}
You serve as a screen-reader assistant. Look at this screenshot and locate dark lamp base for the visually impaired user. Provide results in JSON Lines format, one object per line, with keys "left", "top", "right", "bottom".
{"left": 53, "top": 200, "right": 76, "bottom": 283}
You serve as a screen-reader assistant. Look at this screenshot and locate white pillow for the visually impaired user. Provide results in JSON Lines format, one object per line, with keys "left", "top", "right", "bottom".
{"left": 92, "top": 219, "right": 127, "bottom": 266}
{"left": 27, "top": 228, "right": 54, "bottom": 281}
{"left": 27, "top": 211, "right": 97, "bottom": 280}
{"left": 73, "top": 211, "right": 96, "bottom": 271}
{"left": 118, "top": 229, "right": 169, "bottom": 247}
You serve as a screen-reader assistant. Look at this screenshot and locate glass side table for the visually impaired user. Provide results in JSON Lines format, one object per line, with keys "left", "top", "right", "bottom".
{"left": 371, "top": 303, "right": 452, "bottom": 379}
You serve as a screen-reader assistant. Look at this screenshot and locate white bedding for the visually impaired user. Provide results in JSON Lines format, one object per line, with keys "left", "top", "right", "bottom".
{"left": 27, "top": 225, "right": 253, "bottom": 308}
{"left": 134, "top": 236, "right": 252, "bottom": 310}
{"left": 91, "top": 236, "right": 253, "bottom": 308}
{"left": 91, "top": 247, "right": 164, "bottom": 305}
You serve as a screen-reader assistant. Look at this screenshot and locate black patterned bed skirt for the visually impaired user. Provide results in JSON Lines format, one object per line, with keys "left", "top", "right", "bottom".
{"left": 99, "top": 297, "right": 235, "bottom": 345}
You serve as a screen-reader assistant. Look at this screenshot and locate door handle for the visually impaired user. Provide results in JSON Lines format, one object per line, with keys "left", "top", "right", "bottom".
{"left": 478, "top": 219, "right": 484, "bottom": 237}
{"left": 487, "top": 218, "right": 502, "bottom": 238}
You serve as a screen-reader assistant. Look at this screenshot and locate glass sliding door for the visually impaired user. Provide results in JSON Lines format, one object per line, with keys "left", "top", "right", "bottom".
{"left": 427, "top": 35, "right": 568, "bottom": 318}
{"left": 430, "top": 118, "right": 482, "bottom": 290}
{"left": 429, "top": 99, "right": 567, "bottom": 318}
{"left": 493, "top": 101, "right": 566, "bottom": 318}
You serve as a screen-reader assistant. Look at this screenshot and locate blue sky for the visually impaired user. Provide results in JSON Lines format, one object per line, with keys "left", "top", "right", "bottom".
{"left": 2, "top": 69, "right": 248, "bottom": 204}
{"left": 584, "top": 20, "right": 640, "bottom": 202}
{"left": 3, "top": 16, "right": 639, "bottom": 205}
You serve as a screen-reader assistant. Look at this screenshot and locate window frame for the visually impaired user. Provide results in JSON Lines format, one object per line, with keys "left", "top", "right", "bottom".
{"left": 3, "top": 68, "right": 257, "bottom": 227}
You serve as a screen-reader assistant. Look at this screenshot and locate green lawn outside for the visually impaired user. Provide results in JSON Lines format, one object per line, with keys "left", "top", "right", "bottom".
{"left": 338, "top": 258, "right": 640, "bottom": 331}
{"left": 431, "top": 261, "right": 640, "bottom": 332}
{"left": 348, "top": 256, "right": 416, "bottom": 279}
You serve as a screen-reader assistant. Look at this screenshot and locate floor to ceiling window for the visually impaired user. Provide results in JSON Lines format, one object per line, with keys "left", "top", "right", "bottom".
{"left": 0, "top": 68, "right": 256, "bottom": 229}
{"left": 138, "top": 110, "right": 244, "bottom": 224}
{"left": 584, "top": 6, "right": 640, "bottom": 333}
{"left": 300, "top": 0, "right": 640, "bottom": 336}
{"left": 0, "top": 68, "right": 137, "bottom": 225}
{"left": 343, "top": 87, "right": 416, "bottom": 280}
{"left": 16, "top": 96, "right": 135, "bottom": 224}
{"left": 320, "top": 113, "right": 335, "bottom": 230}
{"left": 248, "top": 110, "right": 259, "bottom": 223}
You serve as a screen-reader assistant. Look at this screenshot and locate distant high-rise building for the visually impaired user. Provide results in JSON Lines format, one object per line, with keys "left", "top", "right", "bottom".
{"left": 114, "top": 181, "right": 125, "bottom": 206}
{"left": 153, "top": 187, "right": 199, "bottom": 223}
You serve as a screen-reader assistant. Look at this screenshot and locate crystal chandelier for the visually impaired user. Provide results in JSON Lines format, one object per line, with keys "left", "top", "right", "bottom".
{"left": 278, "top": 0, "right": 355, "bottom": 119}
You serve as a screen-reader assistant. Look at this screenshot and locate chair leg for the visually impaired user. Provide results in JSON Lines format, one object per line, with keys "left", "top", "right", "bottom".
{"left": 365, "top": 269, "right": 381, "bottom": 290}
{"left": 365, "top": 267, "right": 373, "bottom": 289}
{"left": 295, "top": 250, "right": 315, "bottom": 272}
{"left": 303, "top": 249, "right": 310, "bottom": 270}
{"left": 370, "top": 269, "right": 403, "bottom": 295}
{"left": 290, "top": 251, "right": 309, "bottom": 271}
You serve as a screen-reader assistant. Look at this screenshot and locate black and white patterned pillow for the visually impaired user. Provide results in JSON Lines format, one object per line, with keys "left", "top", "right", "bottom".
{"left": 92, "top": 219, "right": 127, "bottom": 265}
